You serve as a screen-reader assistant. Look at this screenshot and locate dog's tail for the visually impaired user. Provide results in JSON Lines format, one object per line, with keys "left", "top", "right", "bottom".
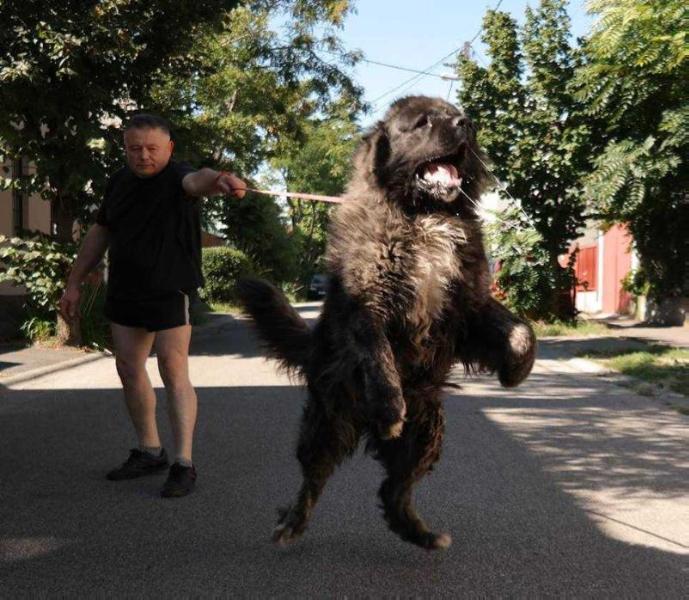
{"left": 236, "top": 277, "right": 312, "bottom": 375}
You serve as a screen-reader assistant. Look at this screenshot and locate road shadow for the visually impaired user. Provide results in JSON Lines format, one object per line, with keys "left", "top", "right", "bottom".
{"left": 0, "top": 376, "right": 687, "bottom": 595}
{"left": 190, "top": 306, "right": 322, "bottom": 359}
{"left": 537, "top": 336, "right": 652, "bottom": 360}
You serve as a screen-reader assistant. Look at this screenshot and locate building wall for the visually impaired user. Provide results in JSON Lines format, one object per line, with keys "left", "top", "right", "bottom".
{"left": 1, "top": 158, "right": 52, "bottom": 297}
{"left": 572, "top": 222, "right": 633, "bottom": 316}
{"left": 0, "top": 188, "right": 12, "bottom": 237}
{"left": 0, "top": 158, "right": 51, "bottom": 237}
{"left": 601, "top": 224, "right": 633, "bottom": 314}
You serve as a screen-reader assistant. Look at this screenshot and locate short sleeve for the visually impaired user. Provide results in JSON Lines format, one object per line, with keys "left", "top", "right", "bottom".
{"left": 95, "top": 176, "right": 115, "bottom": 227}
{"left": 174, "top": 161, "right": 197, "bottom": 188}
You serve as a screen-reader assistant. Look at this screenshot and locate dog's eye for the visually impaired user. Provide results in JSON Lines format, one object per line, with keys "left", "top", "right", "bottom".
{"left": 413, "top": 114, "right": 430, "bottom": 129}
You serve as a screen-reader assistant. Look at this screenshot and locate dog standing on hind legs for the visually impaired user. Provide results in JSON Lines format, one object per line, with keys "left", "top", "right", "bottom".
{"left": 238, "top": 96, "right": 536, "bottom": 551}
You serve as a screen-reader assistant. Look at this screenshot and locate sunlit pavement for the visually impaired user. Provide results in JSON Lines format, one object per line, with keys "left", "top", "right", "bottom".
{"left": 1, "top": 308, "right": 687, "bottom": 596}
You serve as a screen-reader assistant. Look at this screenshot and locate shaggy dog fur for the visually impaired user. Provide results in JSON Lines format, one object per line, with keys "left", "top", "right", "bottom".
{"left": 237, "top": 96, "right": 536, "bottom": 550}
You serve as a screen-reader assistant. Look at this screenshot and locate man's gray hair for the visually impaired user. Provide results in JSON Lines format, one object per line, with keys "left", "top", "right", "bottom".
{"left": 124, "top": 113, "right": 172, "bottom": 137}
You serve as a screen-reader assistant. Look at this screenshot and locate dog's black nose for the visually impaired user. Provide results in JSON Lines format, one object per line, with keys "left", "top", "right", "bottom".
{"left": 451, "top": 115, "right": 469, "bottom": 129}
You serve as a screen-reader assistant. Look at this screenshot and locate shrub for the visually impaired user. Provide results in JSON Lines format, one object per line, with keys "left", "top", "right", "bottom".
{"left": 201, "top": 246, "right": 255, "bottom": 303}
{"left": 79, "top": 281, "right": 110, "bottom": 350}
{"left": 485, "top": 204, "right": 577, "bottom": 322}
{"left": 0, "top": 233, "right": 75, "bottom": 341}
{"left": 0, "top": 233, "right": 111, "bottom": 346}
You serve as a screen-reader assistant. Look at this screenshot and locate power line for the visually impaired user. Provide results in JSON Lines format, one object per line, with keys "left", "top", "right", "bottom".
{"left": 368, "top": 0, "right": 505, "bottom": 109}
{"left": 317, "top": 48, "right": 457, "bottom": 81}
{"left": 369, "top": 45, "right": 465, "bottom": 106}
{"left": 360, "top": 57, "right": 457, "bottom": 80}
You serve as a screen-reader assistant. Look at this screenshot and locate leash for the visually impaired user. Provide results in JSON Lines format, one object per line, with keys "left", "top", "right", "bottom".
{"left": 217, "top": 171, "right": 343, "bottom": 204}
{"left": 245, "top": 187, "right": 343, "bottom": 204}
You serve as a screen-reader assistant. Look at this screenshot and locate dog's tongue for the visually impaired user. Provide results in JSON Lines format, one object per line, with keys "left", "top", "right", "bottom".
{"left": 423, "top": 163, "right": 461, "bottom": 185}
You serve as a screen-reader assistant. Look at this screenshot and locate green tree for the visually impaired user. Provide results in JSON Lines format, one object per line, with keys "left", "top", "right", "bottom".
{"left": 0, "top": 0, "right": 246, "bottom": 240}
{"left": 0, "top": 0, "right": 361, "bottom": 340}
{"left": 270, "top": 104, "right": 359, "bottom": 289}
{"left": 575, "top": 0, "right": 689, "bottom": 324}
{"left": 0, "top": 1, "right": 360, "bottom": 238}
{"left": 148, "top": 4, "right": 362, "bottom": 247}
{"left": 457, "top": 0, "right": 592, "bottom": 321}
{"left": 221, "top": 193, "right": 299, "bottom": 284}
{"left": 154, "top": 2, "right": 362, "bottom": 288}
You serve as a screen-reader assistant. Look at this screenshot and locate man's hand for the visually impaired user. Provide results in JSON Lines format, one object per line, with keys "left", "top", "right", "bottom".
{"left": 183, "top": 168, "right": 247, "bottom": 198}
{"left": 59, "top": 284, "right": 81, "bottom": 321}
{"left": 214, "top": 172, "right": 247, "bottom": 198}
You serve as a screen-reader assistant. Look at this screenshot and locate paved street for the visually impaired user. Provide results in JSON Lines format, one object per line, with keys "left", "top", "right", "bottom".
{"left": 1, "top": 308, "right": 688, "bottom": 596}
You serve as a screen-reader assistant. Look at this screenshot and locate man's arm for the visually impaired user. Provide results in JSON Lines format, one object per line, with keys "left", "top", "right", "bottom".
{"left": 59, "top": 224, "right": 109, "bottom": 319}
{"left": 182, "top": 168, "right": 247, "bottom": 199}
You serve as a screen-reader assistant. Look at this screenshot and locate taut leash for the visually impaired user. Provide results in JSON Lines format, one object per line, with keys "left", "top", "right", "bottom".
{"left": 244, "top": 187, "right": 343, "bottom": 204}
{"left": 217, "top": 171, "right": 343, "bottom": 203}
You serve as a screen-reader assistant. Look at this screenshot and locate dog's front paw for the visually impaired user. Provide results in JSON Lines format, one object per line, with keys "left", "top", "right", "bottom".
{"left": 375, "top": 400, "right": 407, "bottom": 440}
{"left": 498, "top": 323, "right": 536, "bottom": 388}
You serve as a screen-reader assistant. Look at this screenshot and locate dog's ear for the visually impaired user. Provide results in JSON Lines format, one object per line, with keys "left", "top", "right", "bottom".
{"left": 353, "top": 121, "right": 390, "bottom": 183}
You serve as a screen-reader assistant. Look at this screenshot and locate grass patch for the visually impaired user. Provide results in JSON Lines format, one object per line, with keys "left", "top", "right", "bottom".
{"left": 533, "top": 319, "right": 610, "bottom": 338}
{"left": 209, "top": 301, "right": 242, "bottom": 314}
{"left": 581, "top": 344, "right": 689, "bottom": 397}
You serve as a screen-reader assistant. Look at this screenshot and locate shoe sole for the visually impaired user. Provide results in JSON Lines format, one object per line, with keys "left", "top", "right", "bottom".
{"left": 106, "top": 463, "right": 170, "bottom": 481}
{"left": 160, "top": 486, "right": 194, "bottom": 498}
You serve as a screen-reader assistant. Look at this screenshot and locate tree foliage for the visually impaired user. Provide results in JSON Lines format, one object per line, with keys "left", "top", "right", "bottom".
{"left": 221, "top": 192, "right": 300, "bottom": 283}
{"left": 147, "top": 2, "right": 363, "bottom": 282}
{"left": 0, "top": 0, "right": 362, "bottom": 241}
{"left": 576, "top": 0, "right": 689, "bottom": 311}
{"left": 270, "top": 103, "right": 359, "bottom": 288}
{"left": 0, "top": 0, "right": 246, "bottom": 238}
{"left": 457, "top": 0, "right": 591, "bottom": 320}
{"left": 485, "top": 206, "right": 575, "bottom": 321}
{"left": 0, "top": 233, "right": 75, "bottom": 319}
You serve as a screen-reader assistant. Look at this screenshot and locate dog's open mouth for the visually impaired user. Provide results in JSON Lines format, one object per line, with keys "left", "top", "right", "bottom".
{"left": 414, "top": 154, "right": 463, "bottom": 200}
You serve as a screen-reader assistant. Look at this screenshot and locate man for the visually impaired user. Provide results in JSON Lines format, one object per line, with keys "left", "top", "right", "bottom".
{"left": 60, "top": 114, "right": 246, "bottom": 498}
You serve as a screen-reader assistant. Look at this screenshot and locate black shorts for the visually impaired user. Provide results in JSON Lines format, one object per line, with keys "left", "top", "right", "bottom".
{"left": 105, "top": 290, "right": 193, "bottom": 332}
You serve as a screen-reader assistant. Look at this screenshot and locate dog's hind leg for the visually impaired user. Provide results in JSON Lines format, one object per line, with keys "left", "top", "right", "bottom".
{"left": 373, "top": 396, "right": 450, "bottom": 550}
{"left": 273, "top": 397, "right": 360, "bottom": 545}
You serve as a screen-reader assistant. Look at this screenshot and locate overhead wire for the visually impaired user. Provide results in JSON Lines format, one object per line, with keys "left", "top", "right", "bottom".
{"left": 367, "top": 0, "right": 505, "bottom": 111}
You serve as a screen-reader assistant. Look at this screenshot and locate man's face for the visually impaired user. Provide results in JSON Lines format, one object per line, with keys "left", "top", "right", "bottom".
{"left": 123, "top": 126, "right": 174, "bottom": 177}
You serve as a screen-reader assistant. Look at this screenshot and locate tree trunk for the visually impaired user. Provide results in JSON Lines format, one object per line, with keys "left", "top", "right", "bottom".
{"left": 56, "top": 312, "right": 82, "bottom": 346}
{"left": 51, "top": 194, "right": 76, "bottom": 243}
{"left": 550, "top": 253, "right": 577, "bottom": 322}
{"left": 645, "top": 296, "right": 686, "bottom": 326}
{"left": 51, "top": 193, "right": 83, "bottom": 345}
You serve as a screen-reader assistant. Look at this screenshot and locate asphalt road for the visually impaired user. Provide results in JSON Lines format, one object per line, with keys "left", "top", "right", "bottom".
{"left": 1, "top": 308, "right": 688, "bottom": 597}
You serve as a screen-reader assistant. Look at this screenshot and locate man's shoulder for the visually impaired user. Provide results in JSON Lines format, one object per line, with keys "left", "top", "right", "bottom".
{"left": 170, "top": 160, "right": 197, "bottom": 180}
{"left": 107, "top": 165, "right": 131, "bottom": 187}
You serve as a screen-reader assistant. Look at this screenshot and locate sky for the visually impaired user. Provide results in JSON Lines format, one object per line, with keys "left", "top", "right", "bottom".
{"left": 333, "top": 0, "right": 594, "bottom": 125}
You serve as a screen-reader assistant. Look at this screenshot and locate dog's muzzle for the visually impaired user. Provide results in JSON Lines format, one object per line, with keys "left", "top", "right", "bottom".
{"left": 414, "top": 153, "right": 464, "bottom": 202}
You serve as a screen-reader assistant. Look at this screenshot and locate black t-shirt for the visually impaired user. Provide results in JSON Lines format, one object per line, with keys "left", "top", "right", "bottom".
{"left": 96, "top": 160, "right": 203, "bottom": 297}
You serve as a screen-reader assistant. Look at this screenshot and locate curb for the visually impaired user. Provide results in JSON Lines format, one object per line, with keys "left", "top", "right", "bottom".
{"left": 0, "top": 313, "right": 244, "bottom": 388}
{"left": 540, "top": 354, "right": 689, "bottom": 413}
{"left": 0, "top": 351, "right": 111, "bottom": 388}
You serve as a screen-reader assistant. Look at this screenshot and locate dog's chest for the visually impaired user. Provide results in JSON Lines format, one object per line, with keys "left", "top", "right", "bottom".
{"left": 339, "top": 213, "right": 467, "bottom": 322}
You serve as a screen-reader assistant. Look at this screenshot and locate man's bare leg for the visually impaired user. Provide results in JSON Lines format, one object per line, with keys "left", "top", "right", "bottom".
{"left": 154, "top": 325, "right": 196, "bottom": 463}
{"left": 111, "top": 323, "right": 159, "bottom": 447}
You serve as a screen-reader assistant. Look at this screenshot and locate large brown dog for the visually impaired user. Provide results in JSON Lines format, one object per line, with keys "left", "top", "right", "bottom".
{"left": 238, "top": 96, "right": 536, "bottom": 550}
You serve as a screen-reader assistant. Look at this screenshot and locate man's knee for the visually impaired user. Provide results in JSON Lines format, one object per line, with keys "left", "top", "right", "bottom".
{"left": 115, "top": 355, "right": 147, "bottom": 384}
{"left": 157, "top": 352, "right": 190, "bottom": 389}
